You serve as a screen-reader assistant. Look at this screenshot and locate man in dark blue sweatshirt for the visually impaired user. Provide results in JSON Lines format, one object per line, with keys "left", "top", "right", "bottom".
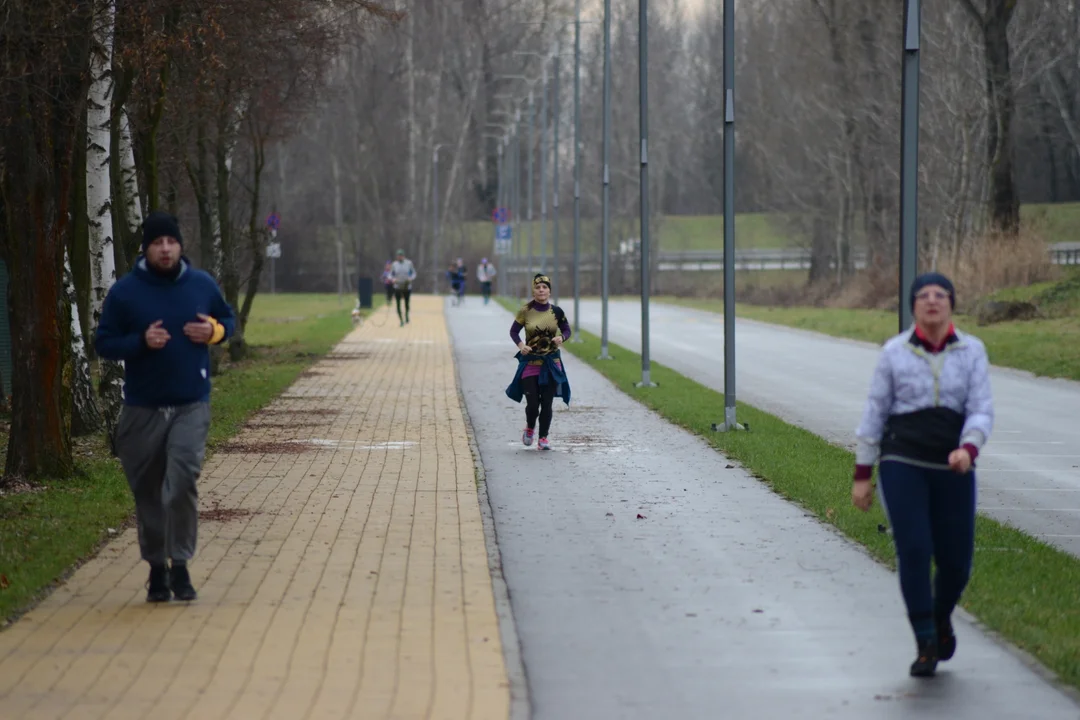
{"left": 95, "top": 210, "right": 235, "bottom": 603}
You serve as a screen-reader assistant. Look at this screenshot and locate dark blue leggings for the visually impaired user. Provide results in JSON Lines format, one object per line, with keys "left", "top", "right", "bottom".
{"left": 879, "top": 461, "right": 976, "bottom": 638}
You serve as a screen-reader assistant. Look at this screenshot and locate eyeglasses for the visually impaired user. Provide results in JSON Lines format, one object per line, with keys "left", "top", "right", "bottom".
{"left": 915, "top": 290, "right": 950, "bottom": 302}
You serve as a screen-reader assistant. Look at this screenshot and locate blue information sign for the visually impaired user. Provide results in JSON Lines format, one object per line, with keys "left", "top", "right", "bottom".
{"left": 494, "top": 223, "right": 512, "bottom": 255}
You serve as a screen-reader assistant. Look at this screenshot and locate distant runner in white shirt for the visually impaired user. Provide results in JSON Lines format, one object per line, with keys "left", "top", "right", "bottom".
{"left": 390, "top": 248, "right": 416, "bottom": 327}
{"left": 477, "top": 258, "right": 497, "bottom": 305}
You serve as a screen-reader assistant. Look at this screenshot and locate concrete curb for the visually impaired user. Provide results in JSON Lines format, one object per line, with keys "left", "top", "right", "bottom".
{"left": 955, "top": 605, "right": 1080, "bottom": 708}
{"left": 446, "top": 300, "right": 531, "bottom": 720}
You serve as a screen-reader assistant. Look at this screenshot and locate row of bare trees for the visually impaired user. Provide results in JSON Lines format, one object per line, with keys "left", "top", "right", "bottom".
{"left": 3, "top": 0, "right": 1077, "bottom": 479}
{"left": 0, "top": 0, "right": 398, "bottom": 482}
{"left": 267, "top": 0, "right": 1080, "bottom": 294}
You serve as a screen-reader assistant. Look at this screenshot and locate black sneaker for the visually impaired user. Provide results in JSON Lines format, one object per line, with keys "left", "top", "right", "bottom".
{"left": 146, "top": 564, "right": 171, "bottom": 603}
{"left": 910, "top": 637, "right": 939, "bottom": 677}
{"left": 170, "top": 564, "right": 198, "bottom": 602}
{"left": 938, "top": 616, "right": 957, "bottom": 661}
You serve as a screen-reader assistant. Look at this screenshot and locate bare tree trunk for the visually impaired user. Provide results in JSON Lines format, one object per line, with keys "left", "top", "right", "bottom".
{"left": 2, "top": 125, "right": 74, "bottom": 479}
{"left": 66, "top": 252, "right": 103, "bottom": 436}
{"left": 961, "top": 0, "right": 1020, "bottom": 235}
{"left": 99, "top": 44, "right": 130, "bottom": 436}
{"left": 430, "top": 71, "right": 480, "bottom": 290}
{"left": 417, "top": 4, "right": 448, "bottom": 290}
{"left": 405, "top": 6, "right": 418, "bottom": 246}
{"left": 808, "top": 213, "right": 833, "bottom": 284}
{"left": 1044, "top": 70, "right": 1080, "bottom": 161}
{"left": 109, "top": 64, "right": 138, "bottom": 275}
{"left": 87, "top": 1, "right": 118, "bottom": 409}
{"left": 185, "top": 120, "right": 217, "bottom": 277}
{"left": 113, "top": 102, "right": 143, "bottom": 271}
{"left": 216, "top": 104, "right": 240, "bottom": 357}
{"left": 236, "top": 125, "right": 267, "bottom": 353}
{"left": 331, "top": 153, "right": 346, "bottom": 301}
{"left": 0, "top": 0, "right": 89, "bottom": 480}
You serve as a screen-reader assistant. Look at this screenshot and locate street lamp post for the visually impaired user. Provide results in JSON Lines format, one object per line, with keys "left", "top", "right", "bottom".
{"left": 526, "top": 89, "right": 535, "bottom": 298}
{"left": 552, "top": 47, "right": 561, "bottom": 303}
{"left": 540, "top": 63, "right": 548, "bottom": 272}
{"left": 433, "top": 144, "right": 442, "bottom": 291}
{"left": 713, "top": 0, "right": 744, "bottom": 432}
{"left": 503, "top": 135, "right": 512, "bottom": 298}
{"left": 599, "top": 0, "right": 613, "bottom": 360}
{"left": 484, "top": 130, "right": 508, "bottom": 290}
{"left": 636, "top": 0, "right": 655, "bottom": 388}
{"left": 513, "top": 118, "right": 523, "bottom": 295}
{"left": 899, "top": 0, "right": 921, "bottom": 332}
{"left": 571, "top": 0, "right": 584, "bottom": 342}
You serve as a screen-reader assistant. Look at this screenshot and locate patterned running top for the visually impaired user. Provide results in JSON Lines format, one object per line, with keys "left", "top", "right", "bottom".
{"left": 509, "top": 301, "right": 571, "bottom": 356}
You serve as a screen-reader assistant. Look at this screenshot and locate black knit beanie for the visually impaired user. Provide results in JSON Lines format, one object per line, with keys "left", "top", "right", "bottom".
{"left": 142, "top": 211, "right": 183, "bottom": 251}
{"left": 910, "top": 272, "right": 955, "bottom": 310}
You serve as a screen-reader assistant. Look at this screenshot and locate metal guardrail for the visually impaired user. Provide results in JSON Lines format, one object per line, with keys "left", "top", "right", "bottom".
{"left": 499, "top": 243, "right": 1080, "bottom": 274}
{"left": 1050, "top": 247, "right": 1080, "bottom": 265}
{"left": 656, "top": 243, "right": 1080, "bottom": 270}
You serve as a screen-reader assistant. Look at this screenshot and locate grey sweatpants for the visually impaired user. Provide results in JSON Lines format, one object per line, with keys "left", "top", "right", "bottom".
{"left": 115, "top": 402, "right": 211, "bottom": 565}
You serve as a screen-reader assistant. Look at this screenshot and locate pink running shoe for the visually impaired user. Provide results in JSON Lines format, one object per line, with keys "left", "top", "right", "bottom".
{"left": 522, "top": 428, "right": 535, "bottom": 446}
{"left": 538, "top": 437, "right": 550, "bottom": 451}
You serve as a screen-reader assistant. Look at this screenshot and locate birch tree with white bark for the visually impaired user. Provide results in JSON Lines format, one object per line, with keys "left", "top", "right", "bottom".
{"left": 87, "top": 0, "right": 125, "bottom": 434}
{"left": 66, "top": 252, "right": 104, "bottom": 436}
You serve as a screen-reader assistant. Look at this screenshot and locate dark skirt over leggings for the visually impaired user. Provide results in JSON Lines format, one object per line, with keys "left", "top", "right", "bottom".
{"left": 879, "top": 461, "right": 977, "bottom": 640}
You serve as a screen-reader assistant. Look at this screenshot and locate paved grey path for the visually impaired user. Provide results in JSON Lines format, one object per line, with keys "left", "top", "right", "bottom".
{"left": 574, "top": 299, "right": 1080, "bottom": 558}
{"left": 447, "top": 299, "right": 1080, "bottom": 720}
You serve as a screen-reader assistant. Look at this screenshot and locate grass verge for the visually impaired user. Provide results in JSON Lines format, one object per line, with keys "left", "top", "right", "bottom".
{"left": 559, "top": 327, "right": 1080, "bottom": 692}
{"left": 659, "top": 270, "right": 1080, "bottom": 381}
{"left": 0, "top": 293, "right": 365, "bottom": 624}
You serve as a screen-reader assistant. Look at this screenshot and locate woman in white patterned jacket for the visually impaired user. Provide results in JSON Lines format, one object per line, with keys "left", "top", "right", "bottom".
{"left": 852, "top": 272, "right": 994, "bottom": 678}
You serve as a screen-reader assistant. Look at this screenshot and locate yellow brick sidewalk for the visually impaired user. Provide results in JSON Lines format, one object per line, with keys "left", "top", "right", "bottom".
{"left": 0, "top": 296, "right": 511, "bottom": 720}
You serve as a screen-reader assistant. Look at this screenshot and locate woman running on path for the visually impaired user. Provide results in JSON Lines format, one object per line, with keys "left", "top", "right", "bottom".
{"left": 852, "top": 272, "right": 994, "bottom": 678}
{"left": 506, "top": 273, "right": 572, "bottom": 451}
{"left": 391, "top": 248, "right": 416, "bottom": 326}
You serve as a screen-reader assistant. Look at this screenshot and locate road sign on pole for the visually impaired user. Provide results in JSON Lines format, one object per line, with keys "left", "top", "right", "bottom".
{"left": 495, "top": 224, "right": 513, "bottom": 255}
{"left": 266, "top": 212, "right": 281, "bottom": 231}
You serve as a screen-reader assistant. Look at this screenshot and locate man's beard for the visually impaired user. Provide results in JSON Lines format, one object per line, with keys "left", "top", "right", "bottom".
{"left": 148, "top": 256, "right": 181, "bottom": 277}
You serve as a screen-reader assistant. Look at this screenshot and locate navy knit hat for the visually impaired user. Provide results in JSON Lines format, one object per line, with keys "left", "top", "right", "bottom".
{"left": 910, "top": 272, "right": 955, "bottom": 310}
{"left": 142, "top": 210, "right": 183, "bottom": 251}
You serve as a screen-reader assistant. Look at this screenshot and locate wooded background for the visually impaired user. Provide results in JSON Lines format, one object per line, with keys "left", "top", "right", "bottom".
{"left": 1, "top": 0, "right": 1077, "bottom": 480}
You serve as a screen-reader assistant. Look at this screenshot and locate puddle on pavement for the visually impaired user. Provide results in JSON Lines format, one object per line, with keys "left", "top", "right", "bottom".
{"left": 508, "top": 433, "right": 631, "bottom": 453}
{"left": 291, "top": 439, "right": 418, "bottom": 450}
